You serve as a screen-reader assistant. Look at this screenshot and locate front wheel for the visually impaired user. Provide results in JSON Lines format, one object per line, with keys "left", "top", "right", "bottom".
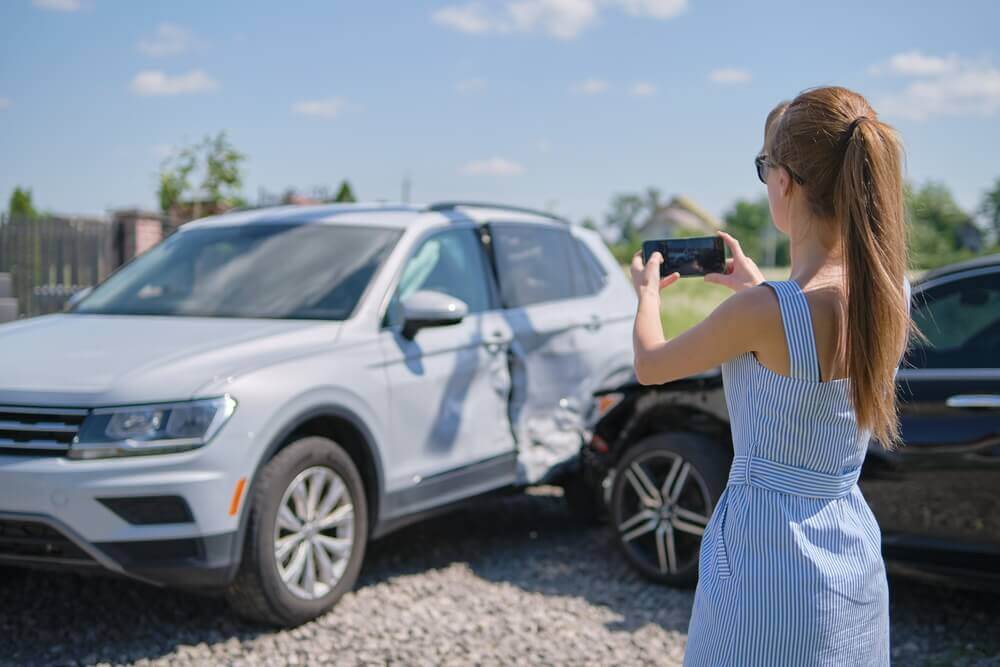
{"left": 610, "top": 432, "right": 728, "bottom": 586}
{"left": 226, "top": 436, "right": 368, "bottom": 626}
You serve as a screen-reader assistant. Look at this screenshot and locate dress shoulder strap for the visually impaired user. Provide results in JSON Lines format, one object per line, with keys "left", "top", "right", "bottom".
{"left": 761, "top": 280, "right": 821, "bottom": 382}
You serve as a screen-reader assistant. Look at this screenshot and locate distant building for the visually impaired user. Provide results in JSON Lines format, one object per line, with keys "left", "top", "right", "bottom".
{"left": 635, "top": 195, "right": 722, "bottom": 240}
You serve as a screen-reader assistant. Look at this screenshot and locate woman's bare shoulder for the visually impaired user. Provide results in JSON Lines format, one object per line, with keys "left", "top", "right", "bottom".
{"left": 714, "top": 283, "right": 780, "bottom": 328}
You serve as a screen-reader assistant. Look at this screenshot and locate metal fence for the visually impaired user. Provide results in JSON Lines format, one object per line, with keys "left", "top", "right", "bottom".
{"left": 0, "top": 213, "right": 114, "bottom": 318}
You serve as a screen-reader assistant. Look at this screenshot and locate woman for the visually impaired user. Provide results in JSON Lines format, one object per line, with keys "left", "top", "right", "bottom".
{"left": 631, "top": 86, "right": 913, "bottom": 665}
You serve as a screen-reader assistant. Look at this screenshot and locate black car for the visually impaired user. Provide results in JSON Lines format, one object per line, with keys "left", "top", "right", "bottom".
{"left": 570, "top": 254, "right": 1000, "bottom": 589}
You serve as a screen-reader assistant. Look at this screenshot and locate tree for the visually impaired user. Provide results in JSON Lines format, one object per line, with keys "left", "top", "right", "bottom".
{"left": 723, "top": 196, "right": 788, "bottom": 266}
{"left": 979, "top": 177, "right": 1000, "bottom": 244}
{"left": 906, "top": 182, "right": 978, "bottom": 268}
{"left": 201, "top": 131, "right": 245, "bottom": 206}
{"left": 333, "top": 180, "right": 356, "bottom": 203}
{"left": 157, "top": 131, "right": 246, "bottom": 217}
{"left": 157, "top": 147, "right": 196, "bottom": 215}
{"left": 8, "top": 186, "right": 38, "bottom": 219}
{"left": 604, "top": 193, "right": 645, "bottom": 242}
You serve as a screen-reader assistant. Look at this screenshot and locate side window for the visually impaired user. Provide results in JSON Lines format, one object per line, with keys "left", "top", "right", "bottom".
{"left": 386, "top": 228, "right": 493, "bottom": 327}
{"left": 571, "top": 236, "right": 608, "bottom": 296}
{"left": 906, "top": 271, "right": 1000, "bottom": 369}
{"left": 491, "top": 224, "right": 576, "bottom": 307}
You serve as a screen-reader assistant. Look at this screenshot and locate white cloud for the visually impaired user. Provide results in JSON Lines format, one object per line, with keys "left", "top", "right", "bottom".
{"left": 709, "top": 67, "right": 751, "bottom": 84}
{"left": 0, "top": 98, "right": 11, "bottom": 110}
{"left": 432, "top": 0, "right": 682, "bottom": 40}
{"left": 138, "top": 23, "right": 196, "bottom": 57}
{"left": 507, "top": 0, "right": 598, "bottom": 40}
{"left": 612, "top": 0, "right": 687, "bottom": 19}
{"left": 152, "top": 144, "right": 176, "bottom": 160}
{"left": 456, "top": 78, "right": 488, "bottom": 93}
{"left": 32, "top": 0, "right": 81, "bottom": 11}
{"left": 131, "top": 70, "right": 218, "bottom": 96}
{"left": 572, "top": 78, "right": 609, "bottom": 94}
{"left": 433, "top": 4, "right": 495, "bottom": 34}
{"left": 629, "top": 81, "right": 657, "bottom": 96}
{"left": 868, "top": 51, "right": 960, "bottom": 77}
{"left": 292, "top": 98, "right": 346, "bottom": 119}
{"left": 461, "top": 157, "right": 525, "bottom": 175}
{"left": 874, "top": 56, "right": 1000, "bottom": 120}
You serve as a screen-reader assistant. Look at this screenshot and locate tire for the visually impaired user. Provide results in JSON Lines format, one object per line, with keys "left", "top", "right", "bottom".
{"left": 225, "top": 436, "right": 368, "bottom": 627}
{"left": 561, "top": 474, "right": 606, "bottom": 525}
{"left": 610, "top": 431, "right": 728, "bottom": 586}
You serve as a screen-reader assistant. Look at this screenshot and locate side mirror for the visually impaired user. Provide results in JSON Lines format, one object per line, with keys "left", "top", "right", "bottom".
{"left": 400, "top": 290, "right": 468, "bottom": 340}
{"left": 65, "top": 286, "right": 93, "bottom": 310}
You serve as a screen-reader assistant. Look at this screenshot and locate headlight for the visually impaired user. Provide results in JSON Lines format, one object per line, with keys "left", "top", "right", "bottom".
{"left": 69, "top": 396, "right": 237, "bottom": 460}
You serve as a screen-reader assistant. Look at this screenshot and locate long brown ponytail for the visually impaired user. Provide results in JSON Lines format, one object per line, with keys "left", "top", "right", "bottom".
{"left": 766, "top": 86, "right": 912, "bottom": 447}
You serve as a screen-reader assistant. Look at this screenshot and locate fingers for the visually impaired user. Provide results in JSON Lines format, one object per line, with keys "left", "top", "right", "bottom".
{"left": 724, "top": 257, "right": 735, "bottom": 275}
{"left": 659, "top": 272, "right": 680, "bottom": 289}
{"left": 717, "top": 231, "right": 745, "bottom": 259}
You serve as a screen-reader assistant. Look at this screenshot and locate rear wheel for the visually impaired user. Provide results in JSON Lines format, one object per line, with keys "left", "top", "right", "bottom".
{"left": 226, "top": 436, "right": 367, "bottom": 626}
{"left": 610, "top": 432, "right": 728, "bottom": 586}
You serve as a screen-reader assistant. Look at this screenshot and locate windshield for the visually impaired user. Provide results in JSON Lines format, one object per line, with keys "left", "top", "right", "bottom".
{"left": 74, "top": 223, "right": 401, "bottom": 320}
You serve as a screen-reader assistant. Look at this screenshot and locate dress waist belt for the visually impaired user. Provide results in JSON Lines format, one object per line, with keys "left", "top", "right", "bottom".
{"left": 727, "top": 455, "right": 860, "bottom": 499}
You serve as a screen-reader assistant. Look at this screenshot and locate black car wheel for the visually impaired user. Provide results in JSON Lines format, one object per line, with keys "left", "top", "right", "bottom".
{"left": 610, "top": 431, "right": 728, "bottom": 586}
{"left": 226, "top": 436, "right": 368, "bottom": 627}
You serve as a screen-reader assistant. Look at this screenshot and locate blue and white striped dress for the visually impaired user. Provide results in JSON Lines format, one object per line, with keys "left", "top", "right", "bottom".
{"left": 683, "top": 279, "right": 890, "bottom": 666}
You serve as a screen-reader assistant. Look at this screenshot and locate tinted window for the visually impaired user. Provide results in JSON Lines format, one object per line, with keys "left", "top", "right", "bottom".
{"left": 906, "top": 271, "right": 1000, "bottom": 369}
{"left": 572, "top": 236, "right": 608, "bottom": 296}
{"left": 386, "top": 228, "right": 493, "bottom": 327}
{"left": 491, "top": 224, "right": 576, "bottom": 307}
{"left": 75, "top": 224, "right": 400, "bottom": 320}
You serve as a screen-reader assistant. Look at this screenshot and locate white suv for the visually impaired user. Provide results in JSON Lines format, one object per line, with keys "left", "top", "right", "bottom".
{"left": 0, "top": 202, "right": 636, "bottom": 625}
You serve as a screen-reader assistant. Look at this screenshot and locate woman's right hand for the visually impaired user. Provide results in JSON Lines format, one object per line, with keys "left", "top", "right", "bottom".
{"left": 704, "top": 231, "right": 766, "bottom": 292}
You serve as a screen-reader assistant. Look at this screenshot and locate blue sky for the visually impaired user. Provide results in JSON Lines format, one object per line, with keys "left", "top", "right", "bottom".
{"left": 1, "top": 0, "right": 998, "bottom": 226}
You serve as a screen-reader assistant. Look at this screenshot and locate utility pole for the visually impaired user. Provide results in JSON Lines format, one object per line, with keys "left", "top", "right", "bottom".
{"left": 401, "top": 171, "right": 411, "bottom": 204}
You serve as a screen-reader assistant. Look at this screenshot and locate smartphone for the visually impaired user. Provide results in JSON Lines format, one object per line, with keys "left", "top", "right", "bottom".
{"left": 642, "top": 236, "right": 726, "bottom": 277}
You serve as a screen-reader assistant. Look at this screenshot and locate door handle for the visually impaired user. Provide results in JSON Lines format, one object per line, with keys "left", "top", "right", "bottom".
{"left": 483, "top": 330, "right": 511, "bottom": 354}
{"left": 945, "top": 394, "right": 1000, "bottom": 409}
{"left": 583, "top": 315, "right": 602, "bottom": 331}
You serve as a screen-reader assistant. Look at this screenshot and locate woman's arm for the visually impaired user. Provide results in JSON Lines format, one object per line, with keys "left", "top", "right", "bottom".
{"left": 631, "top": 232, "right": 768, "bottom": 385}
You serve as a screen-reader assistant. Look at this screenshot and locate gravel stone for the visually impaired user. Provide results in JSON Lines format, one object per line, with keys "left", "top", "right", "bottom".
{"left": 0, "top": 487, "right": 997, "bottom": 666}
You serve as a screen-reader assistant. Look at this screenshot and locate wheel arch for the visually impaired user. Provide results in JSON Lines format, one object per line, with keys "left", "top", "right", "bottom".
{"left": 229, "top": 405, "right": 385, "bottom": 573}
{"left": 611, "top": 391, "right": 733, "bottom": 465}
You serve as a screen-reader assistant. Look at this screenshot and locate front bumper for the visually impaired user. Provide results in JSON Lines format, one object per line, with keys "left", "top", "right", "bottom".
{"left": 0, "top": 429, "right": 255, "bottom": 590}
{"left": 0, "top": 512, "right": 238, "bottom": 589}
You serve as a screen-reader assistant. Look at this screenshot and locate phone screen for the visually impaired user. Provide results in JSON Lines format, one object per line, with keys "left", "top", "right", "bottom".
{"left": 642, "top": 236, "right": 726, "bottom": 277}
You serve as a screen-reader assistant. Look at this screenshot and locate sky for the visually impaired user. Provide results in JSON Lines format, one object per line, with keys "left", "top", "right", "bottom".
{"left": 1, "top": 0, "right": 998, "bottom": 227}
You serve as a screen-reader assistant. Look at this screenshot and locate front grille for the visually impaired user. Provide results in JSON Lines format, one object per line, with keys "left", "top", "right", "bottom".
{"left": 0, "top": 519, "right": 95, "bottom": 563}
{"left": 0, "top": 405, "right": 88, "bottom": 456}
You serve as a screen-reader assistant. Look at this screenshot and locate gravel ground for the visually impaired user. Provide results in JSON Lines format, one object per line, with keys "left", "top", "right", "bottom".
{"left": 1, "top": 487, "right": 998, "bottom": 666}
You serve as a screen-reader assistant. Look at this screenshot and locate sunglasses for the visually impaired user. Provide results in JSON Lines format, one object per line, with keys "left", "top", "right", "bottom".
{"left": 755, "top": 154, "right": 805, "bottom": 185}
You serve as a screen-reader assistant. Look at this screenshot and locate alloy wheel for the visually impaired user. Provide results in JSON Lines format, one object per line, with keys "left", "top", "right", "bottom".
{"left": 273, "top": 466, "right": 355, "bottom": 600}
{"left": 616, "top": 450, "right": 712, "bottom": 576}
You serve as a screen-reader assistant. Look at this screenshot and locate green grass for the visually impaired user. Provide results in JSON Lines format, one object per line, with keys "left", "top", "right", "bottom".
{"left": 633, "top": 267, "right": 925, "bottom": 338}
{"left": 620, "top": 267, "right": 790, "bottom": 338}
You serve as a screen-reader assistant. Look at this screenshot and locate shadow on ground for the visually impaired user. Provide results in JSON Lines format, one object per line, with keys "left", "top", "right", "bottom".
{"left": 0, "top": 488, "right": 997, "bottom": 666}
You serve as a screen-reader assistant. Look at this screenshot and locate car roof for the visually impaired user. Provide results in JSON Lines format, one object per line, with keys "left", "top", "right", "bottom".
{"left": 917, "top": 253, "right": 1000, "bottom": 284}
{"left": 180, "top": 201, "right": 568, "bottom": 232}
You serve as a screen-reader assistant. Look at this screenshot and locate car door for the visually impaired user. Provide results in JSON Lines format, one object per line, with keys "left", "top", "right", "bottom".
{"left": 567, "top": 228, "right": 638, "bottom": 396}
{"left": 486, "top": 221, "right": 593, "bottom": 484}
{"left": 378, "top": 225, "right": 516, "bottom": 514}
{"left": 861, "top": 265, "right": 1000, "bottom": 573}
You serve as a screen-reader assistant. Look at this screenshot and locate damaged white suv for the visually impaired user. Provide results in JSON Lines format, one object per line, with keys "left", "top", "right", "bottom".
{"left": 0, "top": 202, "right": 636, "bottom": 626}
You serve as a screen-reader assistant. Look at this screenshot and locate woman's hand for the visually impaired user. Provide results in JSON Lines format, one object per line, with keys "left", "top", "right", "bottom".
{"left": 704, "top": 231, "right": 765, "bottom": 292}
{"left": 630, "top": 249, "right": 680, "bottom": 298}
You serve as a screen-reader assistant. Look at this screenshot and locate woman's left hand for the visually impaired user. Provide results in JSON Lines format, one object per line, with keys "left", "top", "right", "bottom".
{"left": 630, "top": 249, "right": 680, "bottom": 298}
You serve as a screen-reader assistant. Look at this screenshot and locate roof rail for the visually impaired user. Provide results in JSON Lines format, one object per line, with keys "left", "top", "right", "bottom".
{"left": 427, "top": 201, "right": 569, "bottom": 224}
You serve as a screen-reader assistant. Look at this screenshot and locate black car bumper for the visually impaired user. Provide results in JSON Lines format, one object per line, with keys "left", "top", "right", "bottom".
{"left": 0, "top": 514, "right": 239, "bottom": 591}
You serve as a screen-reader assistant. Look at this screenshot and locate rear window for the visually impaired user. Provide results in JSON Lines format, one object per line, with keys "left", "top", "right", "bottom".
{"left": 490, "top": 224, "right": 577, "bottom": 307}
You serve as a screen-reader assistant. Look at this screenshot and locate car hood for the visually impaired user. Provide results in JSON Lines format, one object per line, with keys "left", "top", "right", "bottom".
{"left": 0, "top": 314, "right": 343, "bottom": 406}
